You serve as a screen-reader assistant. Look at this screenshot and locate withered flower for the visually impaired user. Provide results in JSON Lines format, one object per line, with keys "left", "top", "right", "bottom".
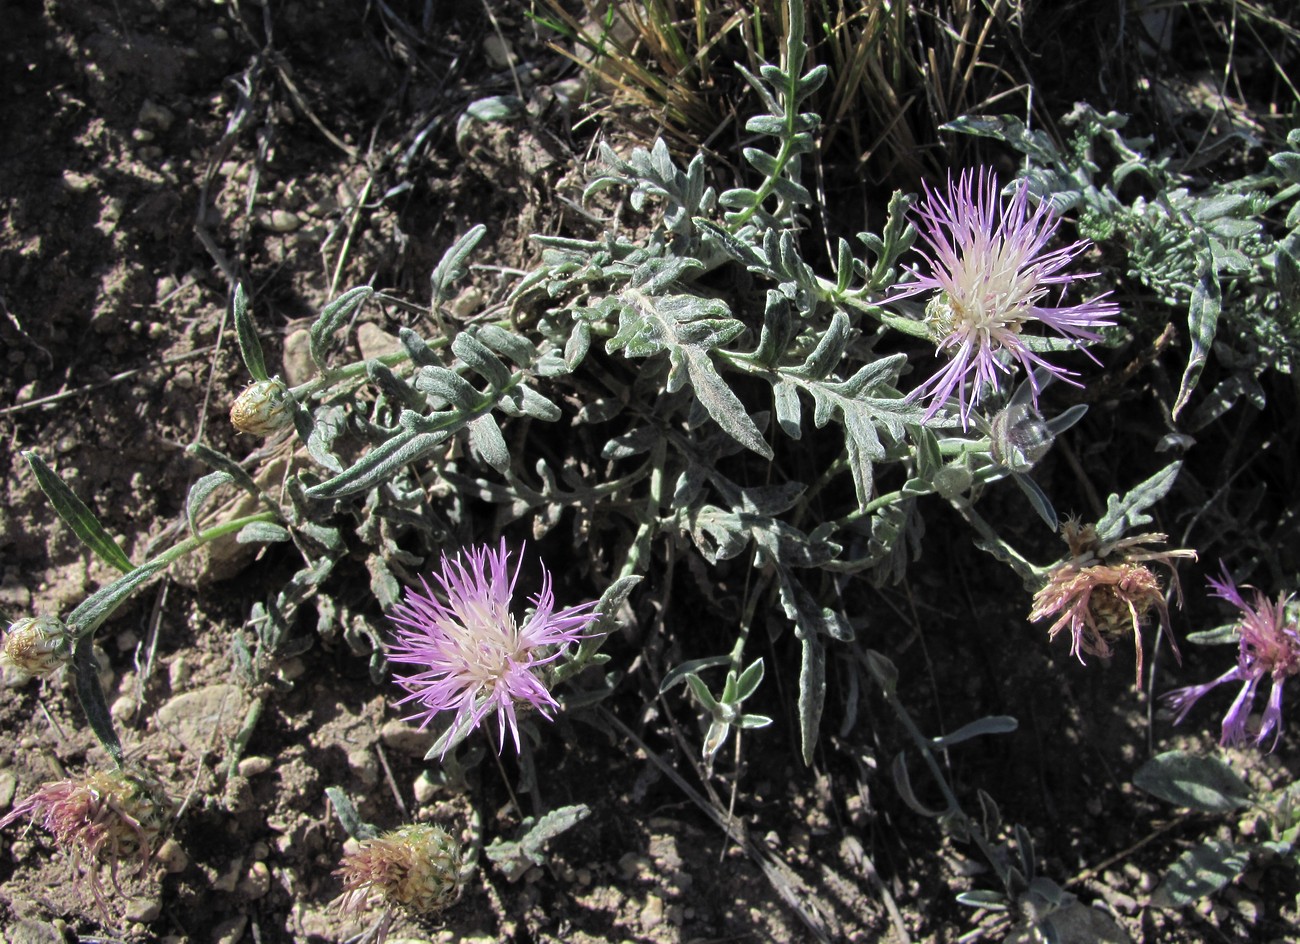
{"left": 1029, "top": 519, "right": 1196, "bottom": 684}
{"left": 0, "top": 766, "right": 172, "bottom": 915}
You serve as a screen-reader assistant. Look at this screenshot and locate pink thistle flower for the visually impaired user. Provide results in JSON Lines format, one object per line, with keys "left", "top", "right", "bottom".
{"left": 888, "top": 167, "right": 1117, "bottom": 426}
{"left": 387, "top": 539, "right": 599, "bottom": 755}
{"left": 0, "top": 767, "right": 172, "bottom": 916}
{"left": 1164, "top": 567, "right": 1300, "bottom": 750}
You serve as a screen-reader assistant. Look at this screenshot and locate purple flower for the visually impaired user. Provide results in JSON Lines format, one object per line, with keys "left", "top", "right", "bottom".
{"left": 1165, "top": 567, "right": 1300, "bottom": 750}
{"left": 387, "top": 540, "right": 599, "bottom": 755}
{"left": 888, "top": 167, "right": 1117, "bottom": 426}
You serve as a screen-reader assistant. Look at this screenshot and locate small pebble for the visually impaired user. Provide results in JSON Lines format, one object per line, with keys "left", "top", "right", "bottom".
{"left": 110, "top": 695, "right": 137, "bottom": 722}
{"left": 124, "top": 896, "right": 162, "bottom": 923}
{"left": 238, "top": 756, "right": 272, "bottom": 777}
{"left": 157, "top": 838, "right": 190, "bottom": 873}
{"left": 238, "top": 861, "right": 271, "bottom": 900}
{"left": 267, "top": 209, "right": 302, "bottom": 233}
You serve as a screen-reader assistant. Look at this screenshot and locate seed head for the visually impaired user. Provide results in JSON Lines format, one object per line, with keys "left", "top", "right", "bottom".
{"left": 387, "top": 540, "right": 599, "bottom": 756}
{"left": 1029, "top": 520, "right": 1195, "bottom": 684}
{"left": 887, "top": 167, "right": 1117, "bottom": 427}
{"left": 1165, "top": 567, "right": 1300, "bottom": 750}
{"left": 1, "top": 615, "right": 72, "bottom": 679}
{"left": 334, "top": 823, "right": 462, "bottom": 920}
{"left": 0, "top": 767, "right": 172, "bottom": 914}
{"left": 230, "top": 378, "right": 293, "bottom": 435}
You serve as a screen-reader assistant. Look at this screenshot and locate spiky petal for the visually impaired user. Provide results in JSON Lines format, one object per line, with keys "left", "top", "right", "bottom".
{"left": 1165, "top": 566, "right": 1300, "bottom": 750}
{"left": 888, "top": 167, "right": 1117, "bottom": 426}
{"left": 387, "top": 540, "right": 598, "bottom": 755}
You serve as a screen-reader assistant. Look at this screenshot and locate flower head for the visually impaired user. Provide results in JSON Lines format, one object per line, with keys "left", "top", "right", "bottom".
{"left": 1, "top": 615, "right": 72, "bottom": 679}
{"left": 0, "top": 767, "right": 172, "bottom": 915}
{"left": 1029, "top": 520, "right": 1195, "bottom": 685}
{"left": 387, "top": 540, "right": 599, "bottom": 755}
{"left": 1164, "top": 567, "right": 1300, "bottom": 750}
{"left": 230, "top": 378, "right": 293, "bottom": 435}
{"left": 334, "top": 823, "right": 462, "bottom": 925}
{"left": 888, "top": 167, "right": 1117, "bottom": 426}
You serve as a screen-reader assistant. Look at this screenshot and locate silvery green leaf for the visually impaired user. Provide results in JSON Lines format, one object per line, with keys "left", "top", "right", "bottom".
{"left": 310, "top": 286, "right": 374, "bottom": 370}
{"left": 565, "top": 319, "right": 591, "bottom": 370}
{"left": 367, "top": 555, "right": 403, "bottom": 610}
{"left": 306, "top": 404, "right": 347, "bottom": 474}
{"left": 797, "top": 631, "right": 825, "bottom": 766}
{"left": 1095, "top": 461, "right": 1182, "bottom": 542}
{"left": 468, "top": 414, "right": 511, "bottom": 472}
{"left": 73, "top": 635, "right": 123, "bottom": 766}
{"left": 399, "top": 327, "right": 442, "bottom": 366}
{"left": 476, "top": 323, "right": 538, "bottom": 367}
{"left": 414, "top": 366, "right": 479, "bottom": 410}
{"left": 485, "top": 804, "right": 592, "bottom": 879}
{"left": 798, "top": 310, "right": 852, "bottom": 379}
{"left": 891, "top": 751, "right": 942, "bottom": 817}
{"left": 430, "top": 224, "right": 487, "bottom": 305}
{"left": 325, "top": 786, "right": 380, "bottom": 841}
{"left": 366, "top": 360, "right": 423, "bottom": 409}
{"left": 1150, "top": 839, "right": 1250, "bottom": 908}
{"left": 1270, "top": 151, "right": 1300, "bottom": 183}
{"left": 930, "top": 715, "right": 1018, "bottom": 749}
{"left": 682, "top": 348, "right": 773, "bottom": 459}
{"left": 186, "top": 443, "right": 262, "bottom": 499}
{"left": 453, "top": 331, "right": 514, "bottom": 389}
{"left": 186, "top": 471, "right": 235, "bottom": 537}
{"left": 686, "top": 674, "right": 721, "bottom": 713}
{"left": 773, "top": 379, "right": 802, "bottom": 438}
{"left": 733, "top": 658, "right": 765, "bottom": 702}
{"left": 23, "top": 451, "right": 134, "bottom": 574}
{"left": 602, "top": 427, "right": 658, "bottom": 460}
{"left": 305, "top": 430, "right": 448, "bottom": 499}
{"left": 956, "top": 890, "right": 1009, "bottom": 910}
{"left": 736, "top": 713, "right": 773, "bottom": 729}
{"left": 659, "top": 655, "right": 732, "bottom": 693}
{"left": 67, "top": 559, "right": 167, "bottom": 639}
{"left": 1133, "top": 751, "right": 1253, "bottom": 812}
{"left": 232, "top": 283, "right": 269, "bottom": 382}
{"left": 505, "top": 385, "right": 561, "bottom": 422}
{"left": 1172, "top": 247, "right": 1221, "bottom": 420}
{"left": 1185, "top": 623, "right": 1241, "bottom": 645}
{"left": 237, "top": 522, "right": 291, "bottom": 545}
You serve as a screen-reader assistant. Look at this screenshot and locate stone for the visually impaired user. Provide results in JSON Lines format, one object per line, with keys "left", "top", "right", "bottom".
{"left": 379, "top": 719, "right": 437, "bottom": 758}
{"left": 238, "top": 755, "right": 272, "bottom": 777}
{"left": 357, "top": 322, "right": 402, "bottom": 360}
{"left": 155, "top": 683, "right": 244, "bottom": 749}
{"left": 0, "top": 769, "right": 17, "bottom": 810}
{"left": 157, "top": 838, "right": 190, "bottom": 873}
{"left": 282, "top": 328, "right": 314, "bottom": 386}
{"left": 212, "top": 915, "right": 248, "bottom": 944}
{"left": 124, "top": 896, "right": 162, "bottom": 922}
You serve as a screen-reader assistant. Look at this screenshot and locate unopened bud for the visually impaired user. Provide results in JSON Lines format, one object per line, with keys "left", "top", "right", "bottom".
{"left": 334, "top": 823, "right": 462, "bottom": 918}
{"left": 1, "top": 616, "right": 71, "bottom": 678}
{"left": 990, "top": 402, "right": 1054, "bottom": 472}
{"left": 230, "top": 379, "right": 293, "bottom": 435}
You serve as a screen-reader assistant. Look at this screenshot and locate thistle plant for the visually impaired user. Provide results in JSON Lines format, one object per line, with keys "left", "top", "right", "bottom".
{"left": 11, "top": 0, "right": 1292, "bottom": 935}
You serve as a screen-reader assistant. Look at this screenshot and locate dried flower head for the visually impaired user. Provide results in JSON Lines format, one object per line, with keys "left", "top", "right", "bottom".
{"left": 387, "top": 540, "right": 599, "bottom": 755}
{"left": 1029, "top": 520, "right": 1196, "bottom": 684}
{"left": 1165, "top": 567, "right": 1300, "bottom": 750}
{"left": 230, "top": 378, "right": 293, "bottom": 435}
{"left": 888, "top": 167, "right": 1117, "bottom": 426}
{"left": 1, "top": 615, "right": 71, "bottom": 678}
{"left": 334, "top": 824, "right": 462, "bottom": 923}
{"left": 0, "top": 767, "right": 172, "bottom": 914}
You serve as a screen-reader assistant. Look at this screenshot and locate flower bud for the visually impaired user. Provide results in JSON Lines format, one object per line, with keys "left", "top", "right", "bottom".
{"left": 989, "top": 402, "right": 1054, "bottom": 472}
{"left": 1, "top": 615, "right": 71, "bottom": 678}
{"left": 334, "top": 823, "right": 462, "bottom": 918}
{"left": 230, "top": 378, "right": 293, "bottom": 435}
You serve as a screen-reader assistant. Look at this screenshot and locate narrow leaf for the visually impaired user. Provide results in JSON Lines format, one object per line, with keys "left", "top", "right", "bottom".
{"left": 23, "top": 451, "right": 134, "bottom": 574}
{"left": 232, "top": 283, "right": 269, "bottom": 382}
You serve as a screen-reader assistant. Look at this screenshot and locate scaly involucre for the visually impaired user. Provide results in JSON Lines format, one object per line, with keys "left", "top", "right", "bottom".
{"left": 889, "top": 167, "right": 1117, "bottom": 425}
{"left": 387, "top": 540, "right": 598, "bottom": 755}
{"left": 1165, "top": 567, "right": 1300, "bottom": 750}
